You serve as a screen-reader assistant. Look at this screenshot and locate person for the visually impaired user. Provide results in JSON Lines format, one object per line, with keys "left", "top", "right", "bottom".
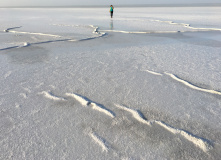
{"left": 110, "top": 5, "right": 114, "bottom": 18}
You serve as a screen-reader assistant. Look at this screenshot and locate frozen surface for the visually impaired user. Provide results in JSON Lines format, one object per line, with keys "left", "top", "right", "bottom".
{"left": 0, "top": 7, "right": 221, "bottom": 159}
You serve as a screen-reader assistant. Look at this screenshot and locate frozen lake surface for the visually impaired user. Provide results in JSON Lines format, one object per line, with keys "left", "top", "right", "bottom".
{"left": 0, "top": 7, "right": 221, "bottom": 159}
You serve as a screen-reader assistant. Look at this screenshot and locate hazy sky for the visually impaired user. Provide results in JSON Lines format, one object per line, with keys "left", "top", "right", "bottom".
{"left": 0, "top": 0, "right": 220, "bottom": 7}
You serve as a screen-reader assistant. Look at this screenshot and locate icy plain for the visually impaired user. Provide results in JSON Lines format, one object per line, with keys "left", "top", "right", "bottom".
{"left": 0, "top": 7, "right": 221, "bottom": 159}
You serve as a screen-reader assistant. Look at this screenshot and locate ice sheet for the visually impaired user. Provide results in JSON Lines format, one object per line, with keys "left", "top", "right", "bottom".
{"left": 0, "top": 7, "right": 221, "bottom": 160}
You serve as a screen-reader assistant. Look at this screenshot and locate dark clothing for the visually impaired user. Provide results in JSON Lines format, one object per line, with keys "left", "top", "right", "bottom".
{"left": 110, "top": 11, "right": 113, "bottom": 18}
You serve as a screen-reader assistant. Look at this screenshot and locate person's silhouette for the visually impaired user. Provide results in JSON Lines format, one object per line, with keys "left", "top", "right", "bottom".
{"left": 110, "top": 5, "right": 114, "bottom": 18}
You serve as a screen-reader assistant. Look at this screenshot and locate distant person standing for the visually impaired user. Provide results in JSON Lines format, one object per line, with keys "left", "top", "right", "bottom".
{"left": 110, "top": 5, "right": 114, "bottom": 18}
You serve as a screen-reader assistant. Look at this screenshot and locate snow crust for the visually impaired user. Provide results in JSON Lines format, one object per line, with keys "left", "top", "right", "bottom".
{"left": 0, "top": 7, "right": 221, "bottom": 160}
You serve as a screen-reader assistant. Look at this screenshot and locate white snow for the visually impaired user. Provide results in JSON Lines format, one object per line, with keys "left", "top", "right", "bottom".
{"left": 40, "top": 91, "right": 66, "bottom": 101}
{"left": 66, "top": 93, "right": 89, "bottom": 106}
{"left": 115, "top": 104, "right": 151, "bottom": 125}
{"left": 89, "top": 131, "right": 110, "bottom": 152}
{"left": 165, "top": 72, "right": 221, "bottom": 95}
{"left": 0, "top": 6, "right": 221, "bottom": 160}
{"left": 144, "top": 69, "right": 163, "bottom": 76}
{"left": 154, "top": 121, "right": 212, "bottom": 152}
{"left": 66, "top": 93, "right": 115, "bottom": 118}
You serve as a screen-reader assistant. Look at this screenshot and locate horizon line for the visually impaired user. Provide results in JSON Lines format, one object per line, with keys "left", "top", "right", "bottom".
{"left": 1, "top": 3, "right": 221, "bottom": 8}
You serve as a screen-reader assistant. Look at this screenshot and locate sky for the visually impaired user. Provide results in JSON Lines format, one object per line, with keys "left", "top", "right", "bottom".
{"left": 0, "top": 0, "right": 220, "bottom": 7}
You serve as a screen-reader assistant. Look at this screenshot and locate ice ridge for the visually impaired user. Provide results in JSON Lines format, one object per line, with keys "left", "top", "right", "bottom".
{"left": 115, "top": 104, "right": 213, "bottom": 152}
{"left": 66, "top": 93, "right": 115, "bottom": 118}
